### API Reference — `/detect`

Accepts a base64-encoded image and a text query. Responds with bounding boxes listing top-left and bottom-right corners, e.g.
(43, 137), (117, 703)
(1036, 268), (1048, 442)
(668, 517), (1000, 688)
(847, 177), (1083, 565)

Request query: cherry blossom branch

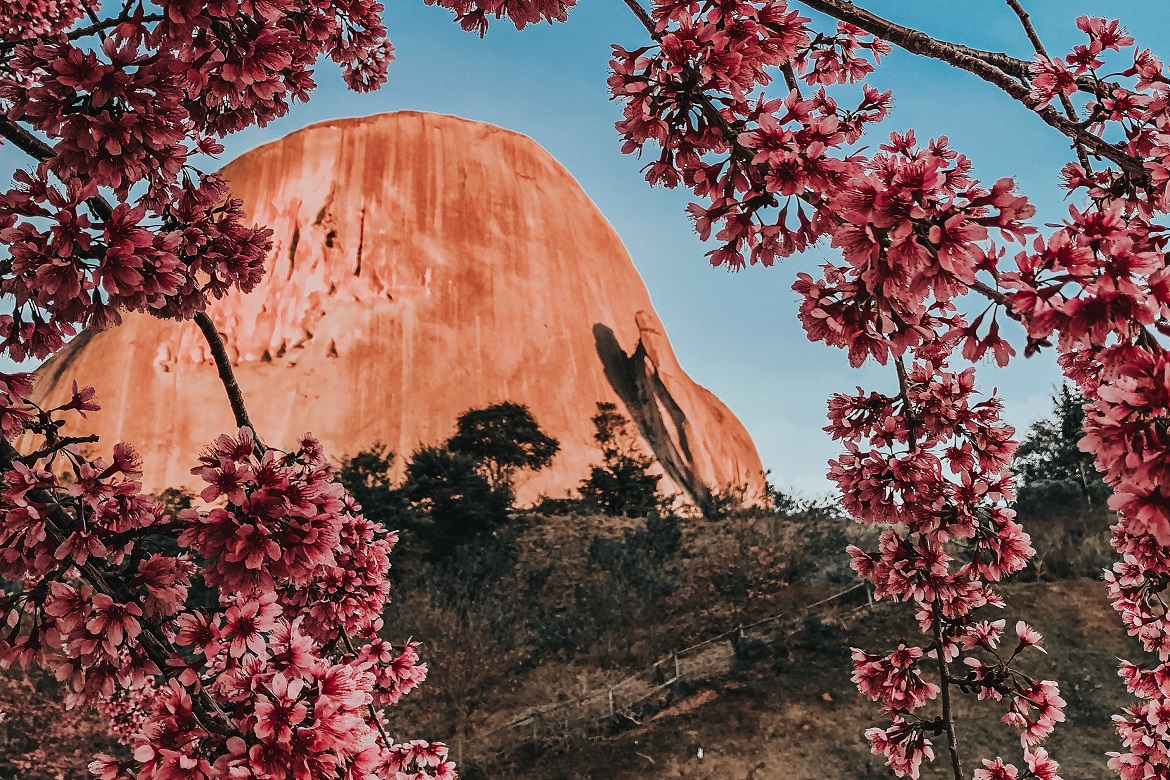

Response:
(339, 630), (395, 749)
(792, 0), (1044, 85)
(618, 0), (761, 162)
(0, 435), (235, 735)
(0, 117), (261, 447)
(0, 117), (113, 220)
(794, 0), (1144, 175)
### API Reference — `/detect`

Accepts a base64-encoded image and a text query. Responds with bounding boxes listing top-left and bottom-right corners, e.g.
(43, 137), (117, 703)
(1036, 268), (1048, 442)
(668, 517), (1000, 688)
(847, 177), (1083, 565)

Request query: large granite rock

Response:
(29, 111), (766, 505)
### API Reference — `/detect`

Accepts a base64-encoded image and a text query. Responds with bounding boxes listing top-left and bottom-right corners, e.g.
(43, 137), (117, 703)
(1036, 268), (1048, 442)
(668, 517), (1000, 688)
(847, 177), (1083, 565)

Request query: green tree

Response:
(1015, 384), (1110, 512)
(400, 446), (511, 557)
(337, 443), (410, 529)
(446, 402), (560, 497)
(579, 401), (662, 517)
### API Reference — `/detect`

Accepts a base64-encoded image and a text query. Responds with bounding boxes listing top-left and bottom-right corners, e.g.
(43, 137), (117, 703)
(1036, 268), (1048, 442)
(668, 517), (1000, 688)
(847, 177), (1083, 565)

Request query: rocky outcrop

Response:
(28, 111), (766, 505)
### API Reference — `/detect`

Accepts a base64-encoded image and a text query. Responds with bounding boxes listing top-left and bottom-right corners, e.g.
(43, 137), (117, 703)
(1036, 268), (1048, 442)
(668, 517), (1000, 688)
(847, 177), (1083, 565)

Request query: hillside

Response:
(0, 503), (1131, 780)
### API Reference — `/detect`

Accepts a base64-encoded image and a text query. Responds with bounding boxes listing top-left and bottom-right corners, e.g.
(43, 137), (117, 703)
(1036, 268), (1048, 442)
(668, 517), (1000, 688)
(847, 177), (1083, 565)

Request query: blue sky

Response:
(10, 1), (1170, 495)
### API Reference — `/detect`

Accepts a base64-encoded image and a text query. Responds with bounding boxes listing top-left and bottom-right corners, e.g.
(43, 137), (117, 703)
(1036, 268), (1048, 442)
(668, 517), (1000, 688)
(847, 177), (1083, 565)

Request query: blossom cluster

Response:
(0, 0), (392, 361)
(607, 0), (892, 268)
(828, 331), (1063, 777)
(0, 2), (459, 777)
(994, 19), (1170, 777)
(423, 0), (577, 36)
(0, 385), (449, 779)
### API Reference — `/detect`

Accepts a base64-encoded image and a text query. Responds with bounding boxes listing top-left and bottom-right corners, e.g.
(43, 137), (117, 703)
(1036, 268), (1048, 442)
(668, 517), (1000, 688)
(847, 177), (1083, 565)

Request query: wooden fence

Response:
(480, 582), (869, 748)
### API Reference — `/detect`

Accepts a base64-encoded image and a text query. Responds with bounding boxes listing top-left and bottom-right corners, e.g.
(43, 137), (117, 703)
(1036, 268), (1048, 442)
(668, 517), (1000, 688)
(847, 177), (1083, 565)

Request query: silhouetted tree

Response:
(338, 442), (411, 529)
(446, 402), (559, 497)
(401, 446), (511, 556)
(1015, 384), (1110, 512)
(579, 402), (661, 517)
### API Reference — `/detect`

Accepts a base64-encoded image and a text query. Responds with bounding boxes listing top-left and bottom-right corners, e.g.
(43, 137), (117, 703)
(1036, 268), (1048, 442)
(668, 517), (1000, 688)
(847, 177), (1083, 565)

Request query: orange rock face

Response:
(29, 111), (766, 505)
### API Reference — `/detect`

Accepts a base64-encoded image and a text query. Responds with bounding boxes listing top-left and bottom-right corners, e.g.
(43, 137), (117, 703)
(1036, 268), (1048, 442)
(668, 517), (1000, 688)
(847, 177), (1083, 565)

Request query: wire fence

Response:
(480, 581), (870, 748)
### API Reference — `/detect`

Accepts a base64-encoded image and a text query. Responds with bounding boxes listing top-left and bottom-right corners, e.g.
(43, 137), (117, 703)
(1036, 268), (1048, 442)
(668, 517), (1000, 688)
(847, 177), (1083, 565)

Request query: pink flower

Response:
(1015, 621), (1046, 654)
(85, 594), (143, 650)
(253, 673), (308, 743)
(1025, 747), (1063, 780)
(222, 597), (280, 658)
(1029, 56), (1077, 105)
(974, 758), (1019, 780)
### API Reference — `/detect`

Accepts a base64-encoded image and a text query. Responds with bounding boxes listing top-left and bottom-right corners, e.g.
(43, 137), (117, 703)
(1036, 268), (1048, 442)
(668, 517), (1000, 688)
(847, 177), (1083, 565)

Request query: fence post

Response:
(531, 716), (537, 742)
(738, 624), (745, 640)
(608, 688), (615, 719)
(673, 651), (681, 683)
(866, 585), (873, 609)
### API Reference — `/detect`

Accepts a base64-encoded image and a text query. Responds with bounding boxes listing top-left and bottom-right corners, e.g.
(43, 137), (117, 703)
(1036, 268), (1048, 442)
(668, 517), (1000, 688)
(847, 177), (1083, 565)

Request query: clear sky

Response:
(9, 1), (1170, 496)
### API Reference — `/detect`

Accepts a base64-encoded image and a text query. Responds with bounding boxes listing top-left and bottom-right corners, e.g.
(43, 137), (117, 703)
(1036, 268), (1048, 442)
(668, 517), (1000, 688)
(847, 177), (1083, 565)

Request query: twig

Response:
(931, 602), (963, 780)
(192, 312), (262, 452)
(794, 0), (1143, 176)
(1004, 0), (1093, 171)
(19, 434), (100, 464)
(66, 13), (163, 40)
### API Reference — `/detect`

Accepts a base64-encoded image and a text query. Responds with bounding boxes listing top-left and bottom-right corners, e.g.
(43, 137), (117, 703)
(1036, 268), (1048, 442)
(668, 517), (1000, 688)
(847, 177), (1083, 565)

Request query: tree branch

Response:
(1004, 0), (1093, 171)
(893, 355), (917, 451)
(192, 312), (262, 452)
(0, 117), (113, 221)
(794, 0), (1144, 176)
(19, 434), (100, 465)
(931, 603), (963, 780)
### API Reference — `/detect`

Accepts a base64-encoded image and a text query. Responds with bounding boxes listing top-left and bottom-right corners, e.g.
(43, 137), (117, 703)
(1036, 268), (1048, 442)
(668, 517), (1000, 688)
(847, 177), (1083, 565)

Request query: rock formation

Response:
(28, 111), (766, 505)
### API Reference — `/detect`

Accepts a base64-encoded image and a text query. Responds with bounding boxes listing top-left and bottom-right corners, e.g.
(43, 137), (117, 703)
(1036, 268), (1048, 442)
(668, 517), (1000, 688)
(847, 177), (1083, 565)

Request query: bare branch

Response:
(932, 603), (964, 780)
(1004, 0), (1047, 57)
(1004, 0), (1093, 171)
(192, 312), (263, 452)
